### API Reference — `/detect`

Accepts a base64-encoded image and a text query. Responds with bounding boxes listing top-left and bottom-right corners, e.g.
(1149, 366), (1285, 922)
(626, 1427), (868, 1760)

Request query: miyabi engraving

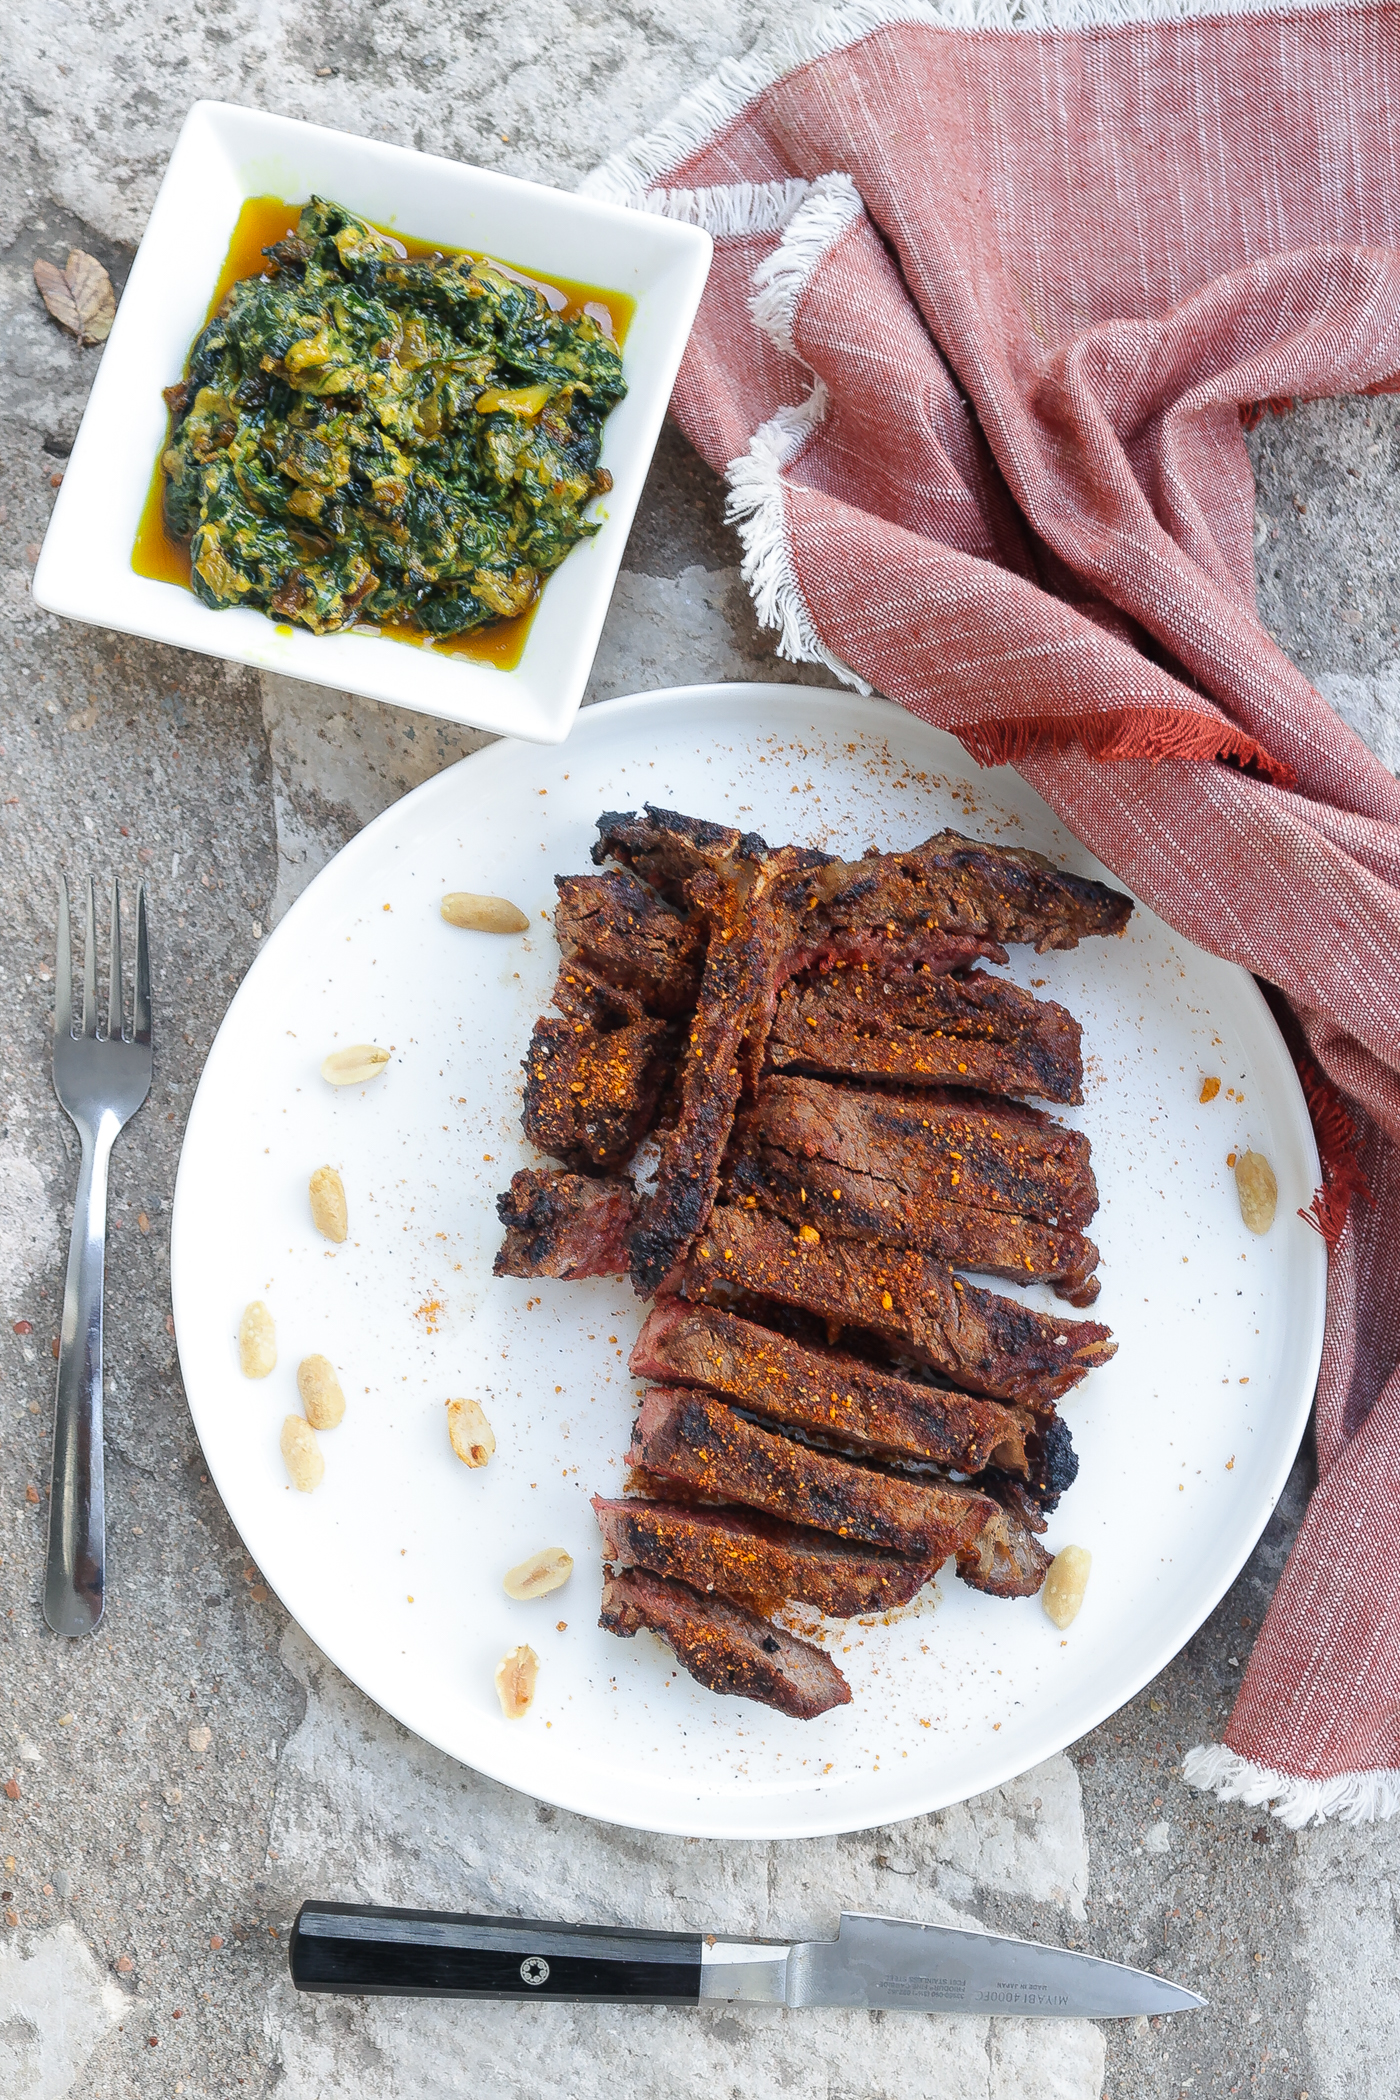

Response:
(520, 1956), (550, 1986)
(979, 1983), (1072, 2009)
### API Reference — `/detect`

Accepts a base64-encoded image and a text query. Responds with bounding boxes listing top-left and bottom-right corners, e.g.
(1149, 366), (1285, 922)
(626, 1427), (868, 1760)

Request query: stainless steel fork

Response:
(45, 877), (153, 1636)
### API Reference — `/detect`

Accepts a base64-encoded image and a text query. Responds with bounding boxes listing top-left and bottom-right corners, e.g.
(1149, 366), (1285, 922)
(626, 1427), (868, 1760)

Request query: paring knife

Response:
(290, 1902), (1205, 2018)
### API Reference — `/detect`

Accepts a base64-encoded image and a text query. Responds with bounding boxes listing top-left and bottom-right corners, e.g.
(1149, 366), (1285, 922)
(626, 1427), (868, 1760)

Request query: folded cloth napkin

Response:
(585, 0), (1400, 1824)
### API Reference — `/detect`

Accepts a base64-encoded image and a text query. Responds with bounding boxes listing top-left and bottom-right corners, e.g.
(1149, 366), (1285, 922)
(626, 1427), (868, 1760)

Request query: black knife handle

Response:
(290, 1902), (704, 2004)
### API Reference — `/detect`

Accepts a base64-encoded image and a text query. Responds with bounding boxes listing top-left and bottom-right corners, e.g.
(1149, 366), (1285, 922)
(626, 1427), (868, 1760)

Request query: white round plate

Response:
(171, 686), (1325, 1839)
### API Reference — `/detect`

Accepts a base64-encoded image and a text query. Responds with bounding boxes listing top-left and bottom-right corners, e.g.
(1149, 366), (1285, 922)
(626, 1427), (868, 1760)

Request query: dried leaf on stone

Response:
(33, 251), (117, 345)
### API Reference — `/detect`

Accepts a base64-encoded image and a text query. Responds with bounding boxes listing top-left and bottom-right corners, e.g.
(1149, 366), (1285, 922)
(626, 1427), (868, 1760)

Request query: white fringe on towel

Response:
(749, 174), (865, 358)
(583, 4), (970, 205)
(583, 0), (1352, 207)
(642, 179), (813, 238)
(725, 388), (870, 692)
(719, 166), (872, 692)
(1183, 1743), (1400, 1829)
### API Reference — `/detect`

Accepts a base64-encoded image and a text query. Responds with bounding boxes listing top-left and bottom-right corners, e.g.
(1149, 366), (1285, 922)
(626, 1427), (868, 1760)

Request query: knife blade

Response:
(290, 1902), (1205, 2018)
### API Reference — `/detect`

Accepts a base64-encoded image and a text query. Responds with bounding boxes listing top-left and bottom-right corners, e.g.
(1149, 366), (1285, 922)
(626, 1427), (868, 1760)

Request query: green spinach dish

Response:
(160, 198), (627, 639)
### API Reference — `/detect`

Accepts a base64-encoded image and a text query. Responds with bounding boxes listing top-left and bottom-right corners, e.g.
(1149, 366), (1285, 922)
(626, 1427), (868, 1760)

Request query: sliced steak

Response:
(740, 1077), (1098, 1228)
(493, 1169), (637, 1280)
(593, 811), (1116, 1294)
(956, 1506), (1052, 1598)
(592, 1497), (930, 1616)
(521, 1013), (673, 1174)
(673, 1210), (1114, 1405)
(599, 1566), (851, 1720)
(592, 804), (830, 906)
(767, 966), (1084, 1103)
(627, 1386), (998, 1562)
(554, 869), (704, 1018)
(594, 807), (1129, 970)
(623, 846), (812, 1296)
(631, 1299), (1029, 1475)
(724, 1077), (1101, 1304)
(784, 831), (1132, 960)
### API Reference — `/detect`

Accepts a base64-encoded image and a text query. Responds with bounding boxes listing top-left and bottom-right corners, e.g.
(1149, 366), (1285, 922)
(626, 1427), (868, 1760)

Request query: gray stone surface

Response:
(1, 7), (1398, 2098)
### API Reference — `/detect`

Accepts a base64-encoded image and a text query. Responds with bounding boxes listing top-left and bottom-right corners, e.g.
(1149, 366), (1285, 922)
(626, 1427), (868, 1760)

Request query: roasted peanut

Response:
(309, 1165), (348, 1243)
(238, 1301), (276, 1378)
(297, 1354), (345, 1430)
(321, 1044), (390, 1087)
(441, 892), (530, 935)
(281, 1415), (324, 1492)
(503, 1547), (573, 1601)
(447, 1397), (495, 1468)
(1042, 1544), (1092, 1629)
(494, 1644), (539, 1720)
(1235, 1150), (1278, 1234)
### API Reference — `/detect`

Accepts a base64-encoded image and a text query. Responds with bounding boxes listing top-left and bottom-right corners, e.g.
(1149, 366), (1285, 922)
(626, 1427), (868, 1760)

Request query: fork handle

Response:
(45, 1118), (115, 1637)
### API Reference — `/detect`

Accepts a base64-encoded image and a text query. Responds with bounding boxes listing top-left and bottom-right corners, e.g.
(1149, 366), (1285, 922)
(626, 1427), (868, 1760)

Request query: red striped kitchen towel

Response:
(585, 0), (1400, 1823)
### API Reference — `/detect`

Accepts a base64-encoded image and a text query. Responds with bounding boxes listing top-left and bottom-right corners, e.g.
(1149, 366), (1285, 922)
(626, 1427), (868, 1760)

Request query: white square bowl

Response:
(33, 101), (712, 743)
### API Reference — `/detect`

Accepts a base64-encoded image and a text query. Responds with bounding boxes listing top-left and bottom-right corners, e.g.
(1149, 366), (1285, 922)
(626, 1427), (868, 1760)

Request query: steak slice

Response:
(623, 844), (812, 1296)
(673, 1210), (1114, 1406)
(592, 1497), (930, 1616)
(599, 1567), (851, 1720)
(594, 807), (1129, 969)
(554, 869), (703, 1018)
(629, 1388), (1047, 1596)
(748, 1077), (1099, 1228)
(592, 804), (831, 906)
(493, 1169), (637, 1280)
(784, 830), (1132, 959)
(521, 1014), (673, 1174)
(767, 966), (1084, 1103)
(724, 1077), (1101, 1304)
(631, 1299), (1029, 1475)
(957, 1507), (1053, 1598)
(628, 1386), (995, 1562)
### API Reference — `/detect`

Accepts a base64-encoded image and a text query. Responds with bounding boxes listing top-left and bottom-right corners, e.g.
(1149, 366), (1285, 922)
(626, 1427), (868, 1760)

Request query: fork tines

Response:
(56, 876), (151, 1044)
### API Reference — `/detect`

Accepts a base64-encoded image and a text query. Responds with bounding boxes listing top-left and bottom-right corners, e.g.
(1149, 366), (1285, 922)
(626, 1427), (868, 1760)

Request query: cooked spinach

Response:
(160, 197), (626, 637)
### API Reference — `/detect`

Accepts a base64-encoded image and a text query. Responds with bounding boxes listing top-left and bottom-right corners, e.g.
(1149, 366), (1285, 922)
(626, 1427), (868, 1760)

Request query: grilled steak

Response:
(594, 809), (1131, 967)
(628, 1385), (996, 1561)
(630, 1299), (1030, 1474)
(746, 1077), (1098, 1228)
(592, 804), (830, 905)
(787, 830), (1132, 961)
(956, 1504), (1052, 1597)
(673, 1210), (1114, 1405)
(629, 1388), (1047, 1595)
(767, 965), (1084, 1103)
(724, 1077), (1101, 1304)
(494, 1169), (638, 1280)
(592, 1497), (930, 1616)
(554, 869), (703, 1018)
(623, 846), (813, 1296)
(491, 808), (1109, 1724)
(593, 811), (1121, 1296)
(521, 1013), (672, 1174)
(599, 1566), (851, 1720)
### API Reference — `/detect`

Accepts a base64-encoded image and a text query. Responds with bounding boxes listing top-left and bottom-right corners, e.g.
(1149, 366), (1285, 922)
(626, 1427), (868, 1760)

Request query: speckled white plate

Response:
(170, 686), (1326, 1839)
